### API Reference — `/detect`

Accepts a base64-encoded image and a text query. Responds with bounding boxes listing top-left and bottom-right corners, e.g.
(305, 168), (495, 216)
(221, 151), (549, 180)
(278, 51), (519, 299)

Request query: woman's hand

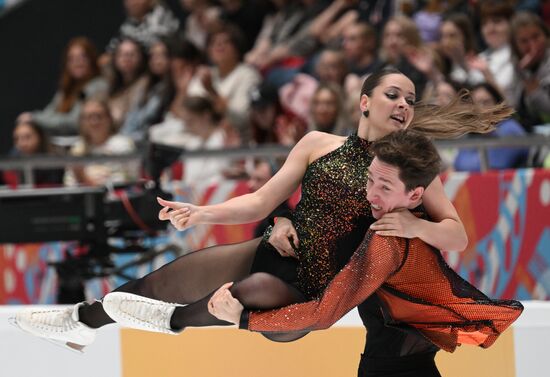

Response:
(157, 197), (201, 230)
(370, 208), (421, 238)
(208, 282), (243, 325)
(268, 217), (299, 258)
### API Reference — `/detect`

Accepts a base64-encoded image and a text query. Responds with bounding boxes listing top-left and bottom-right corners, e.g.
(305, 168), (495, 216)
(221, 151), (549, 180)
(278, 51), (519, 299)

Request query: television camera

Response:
(0, 142), (184, 303)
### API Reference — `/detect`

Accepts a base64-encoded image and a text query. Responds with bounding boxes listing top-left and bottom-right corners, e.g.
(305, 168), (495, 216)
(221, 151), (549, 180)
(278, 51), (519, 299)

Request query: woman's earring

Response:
(363, 110), (369, 118)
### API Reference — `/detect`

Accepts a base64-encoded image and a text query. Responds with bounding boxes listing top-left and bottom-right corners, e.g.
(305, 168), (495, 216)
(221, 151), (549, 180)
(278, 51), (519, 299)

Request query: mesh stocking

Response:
(169, 272), (307, 332)
(78, 237), (262, 328)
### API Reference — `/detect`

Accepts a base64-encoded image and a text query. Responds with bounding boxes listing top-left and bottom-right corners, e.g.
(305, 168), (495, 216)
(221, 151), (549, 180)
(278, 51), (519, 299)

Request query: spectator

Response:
(64, 99), (138, 186)
(341, 22), (381, 78)
(438, 12), (483, 86)
(17, 37), (107, 137)
(245, 1), (311, 75)
(379, 15), (439, 98)
(106, 0), (179, 54)
(178, 0), (220, 50)
(106, 38), (149, 127)
(454, 82), (529, 172)
(466, 1), (516, 104)
(176, 96), (231, 188)
(248, 82), (306, 146)
(187, 24), (261, 143)
(247, 158), (291, 238)
(4, 120), (65, 187)
(308, 83), (352, 136)
(510, 11), (550, 131)
(120, 38), (172, 144)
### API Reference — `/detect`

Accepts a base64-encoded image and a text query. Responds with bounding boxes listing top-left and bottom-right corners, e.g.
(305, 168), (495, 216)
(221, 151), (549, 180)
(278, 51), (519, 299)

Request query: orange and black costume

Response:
(241, 230), (523, 354)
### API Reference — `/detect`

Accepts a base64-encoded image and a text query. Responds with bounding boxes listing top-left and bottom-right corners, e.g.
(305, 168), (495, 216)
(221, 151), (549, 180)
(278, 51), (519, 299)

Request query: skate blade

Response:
(8, 316), (86, 354)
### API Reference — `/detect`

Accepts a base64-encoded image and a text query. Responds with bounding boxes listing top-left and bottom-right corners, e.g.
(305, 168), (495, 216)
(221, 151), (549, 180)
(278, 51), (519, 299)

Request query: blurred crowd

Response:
(3, 0), (550, 190)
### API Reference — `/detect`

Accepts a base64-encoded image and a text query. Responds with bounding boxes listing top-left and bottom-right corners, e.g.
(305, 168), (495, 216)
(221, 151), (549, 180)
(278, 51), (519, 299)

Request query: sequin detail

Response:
(291, 134), (373, 298)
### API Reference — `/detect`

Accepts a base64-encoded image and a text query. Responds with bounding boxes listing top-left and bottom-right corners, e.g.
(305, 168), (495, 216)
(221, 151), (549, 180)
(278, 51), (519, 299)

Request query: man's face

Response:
(247, 162), (272, 192)
(366, 157), (419, 219)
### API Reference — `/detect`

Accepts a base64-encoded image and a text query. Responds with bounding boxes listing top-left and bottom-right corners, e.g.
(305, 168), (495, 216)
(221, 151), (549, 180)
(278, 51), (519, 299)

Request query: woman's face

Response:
(362, 73), (416, 137)
(434, 81), (457, 106)
(115, 40), (143, 79)
(472, 87), (496, 107)
(208, 32), (238, 65)
(149, 41), (170, 76)
(311, 88), (339, 131)
(67, 45), (91, 80)
(440, 21), (465, 57)
(80, 101), (112, 145)
(382, 20), (405, 62)
(515, 24), (547, 61)
(481, 17), (510, 49)
(13, 123), (41, 155)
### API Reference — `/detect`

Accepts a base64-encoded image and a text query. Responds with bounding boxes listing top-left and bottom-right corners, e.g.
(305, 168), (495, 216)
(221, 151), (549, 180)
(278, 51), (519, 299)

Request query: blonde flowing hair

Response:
(410, 90), (514, 139)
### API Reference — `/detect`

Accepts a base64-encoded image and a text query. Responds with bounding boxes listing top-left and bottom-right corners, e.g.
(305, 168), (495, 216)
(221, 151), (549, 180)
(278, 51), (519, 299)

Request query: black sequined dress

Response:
(250, 133), (374, 299)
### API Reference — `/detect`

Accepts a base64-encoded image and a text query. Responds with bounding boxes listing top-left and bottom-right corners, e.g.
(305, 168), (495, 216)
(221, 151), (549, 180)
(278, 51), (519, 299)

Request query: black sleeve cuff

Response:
(239, 309), (250, 329)
(268, 209), (294, 226)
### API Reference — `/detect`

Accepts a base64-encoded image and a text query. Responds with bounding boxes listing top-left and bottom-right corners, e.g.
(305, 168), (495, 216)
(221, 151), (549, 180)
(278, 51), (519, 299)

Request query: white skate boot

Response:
(10, 303), (96, 353)
(103, 292), (182, 335)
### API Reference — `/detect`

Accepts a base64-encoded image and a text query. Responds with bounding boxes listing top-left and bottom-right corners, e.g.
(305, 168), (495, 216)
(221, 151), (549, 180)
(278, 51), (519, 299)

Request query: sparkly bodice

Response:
(293, 134), (373, 298)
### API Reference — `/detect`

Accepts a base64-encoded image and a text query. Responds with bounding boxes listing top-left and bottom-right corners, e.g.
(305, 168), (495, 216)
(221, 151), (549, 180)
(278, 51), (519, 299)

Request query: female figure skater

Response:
(13, 68), (511, 352)
(206, 130), (523, 376)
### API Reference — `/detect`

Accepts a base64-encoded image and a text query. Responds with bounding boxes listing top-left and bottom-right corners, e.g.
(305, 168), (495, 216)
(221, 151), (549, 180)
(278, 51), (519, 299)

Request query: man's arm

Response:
(209, 232), (405, 332)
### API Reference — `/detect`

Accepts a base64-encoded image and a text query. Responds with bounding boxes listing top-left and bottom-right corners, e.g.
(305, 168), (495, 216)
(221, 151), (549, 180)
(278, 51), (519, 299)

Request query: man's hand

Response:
(208, 282), (243, 325)
(268, 217), (299, 258)
(157, 197), (200, 230)
(370, 208), (421, 238)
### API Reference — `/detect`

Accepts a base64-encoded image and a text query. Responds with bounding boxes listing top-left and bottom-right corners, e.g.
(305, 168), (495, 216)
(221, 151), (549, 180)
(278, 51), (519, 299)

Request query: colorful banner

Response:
(1, 169), (549, 304)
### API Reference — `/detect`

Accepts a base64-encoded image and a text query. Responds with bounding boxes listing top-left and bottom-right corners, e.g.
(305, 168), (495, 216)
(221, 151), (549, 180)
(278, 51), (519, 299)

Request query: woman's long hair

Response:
(410, 90), (514, 139)
(57, 37), (100, 113)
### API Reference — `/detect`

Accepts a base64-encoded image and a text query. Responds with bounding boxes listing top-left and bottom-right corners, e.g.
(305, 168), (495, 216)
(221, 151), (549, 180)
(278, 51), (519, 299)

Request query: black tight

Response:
(78, 238), (309, 342)
(79, 237), (261, 328)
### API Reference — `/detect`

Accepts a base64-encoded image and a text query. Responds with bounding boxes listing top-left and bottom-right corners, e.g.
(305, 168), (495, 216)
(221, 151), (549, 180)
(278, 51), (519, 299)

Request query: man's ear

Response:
(409, 186), (424, 203)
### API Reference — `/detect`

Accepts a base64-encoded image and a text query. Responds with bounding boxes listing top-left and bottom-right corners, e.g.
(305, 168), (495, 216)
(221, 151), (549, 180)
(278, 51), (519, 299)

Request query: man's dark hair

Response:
(371, 130), (442, 191)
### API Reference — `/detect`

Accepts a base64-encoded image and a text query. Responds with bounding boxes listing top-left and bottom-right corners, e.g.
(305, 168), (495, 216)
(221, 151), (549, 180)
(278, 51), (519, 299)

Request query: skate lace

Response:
(121, 300), (172, 329)
(32, 309), (78, 332)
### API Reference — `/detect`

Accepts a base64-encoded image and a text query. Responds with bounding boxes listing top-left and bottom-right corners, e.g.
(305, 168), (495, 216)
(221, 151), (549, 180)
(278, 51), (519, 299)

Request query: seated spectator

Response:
(438, 13), (483, 87)
(510, 11), (550, 131)
(379, 15), (440, 98)
(148, 38), (205, 145)
(308, 83), (352, 136)
(64, 99), (138, 186)
(248, 82), (306, 146)
(246, 158), (291, 238)
(173, 96), (231, 189)
(120, 38), (172, 144)
(187, 24), (261, 143)
(341, 21), (381, 78)
(17, 37), (108, 137)
(454, 83), (529, 172)
(106, 0), (179, 55)
(466, 1), (516, 105)
(3, 120), (65, 187)
(106, 38), (149, 127)
(179, 0), (221, 50)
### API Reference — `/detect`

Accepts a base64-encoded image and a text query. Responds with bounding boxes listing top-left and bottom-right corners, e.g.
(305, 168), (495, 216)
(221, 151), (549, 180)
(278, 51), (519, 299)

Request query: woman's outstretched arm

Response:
(158, 132), (337, 230)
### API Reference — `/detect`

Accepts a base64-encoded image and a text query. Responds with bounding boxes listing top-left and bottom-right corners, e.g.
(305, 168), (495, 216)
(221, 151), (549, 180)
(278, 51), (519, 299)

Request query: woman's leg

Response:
(168, 272), (307, 333)
(78, 237), (262, 328)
